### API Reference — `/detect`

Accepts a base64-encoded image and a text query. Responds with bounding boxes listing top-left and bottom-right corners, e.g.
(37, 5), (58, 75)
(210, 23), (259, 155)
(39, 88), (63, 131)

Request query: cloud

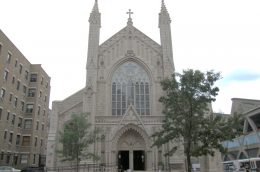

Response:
(213, 79), (260, 114)
(221, 69), (260, 84)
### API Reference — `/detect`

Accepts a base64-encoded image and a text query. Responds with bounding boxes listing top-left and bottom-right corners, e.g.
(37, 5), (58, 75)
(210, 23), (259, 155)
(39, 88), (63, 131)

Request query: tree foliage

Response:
(152, 69), (244, 172)
(57, 113), (99, 172)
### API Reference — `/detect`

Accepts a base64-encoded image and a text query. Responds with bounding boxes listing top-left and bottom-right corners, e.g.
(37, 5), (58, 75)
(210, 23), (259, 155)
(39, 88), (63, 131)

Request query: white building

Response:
(222, 98), (260, 161)
(46, 1), (221, 172)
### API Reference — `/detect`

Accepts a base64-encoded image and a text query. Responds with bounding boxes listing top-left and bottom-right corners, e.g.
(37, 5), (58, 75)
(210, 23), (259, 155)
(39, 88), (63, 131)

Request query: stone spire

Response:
(159, 0), (175, 76)
(89, 0), (101, 26)
(87, 0), (101, 68)
(161, 0), (167, 12)
(86, 0), (101, 78)
(84, 0), (101, 127)
(92, 0), (99, 12)
(159, 0), (171, 25)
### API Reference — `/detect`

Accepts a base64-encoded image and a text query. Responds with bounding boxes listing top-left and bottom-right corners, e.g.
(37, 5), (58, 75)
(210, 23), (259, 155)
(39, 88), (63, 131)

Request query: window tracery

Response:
(112, 62), (150, 116)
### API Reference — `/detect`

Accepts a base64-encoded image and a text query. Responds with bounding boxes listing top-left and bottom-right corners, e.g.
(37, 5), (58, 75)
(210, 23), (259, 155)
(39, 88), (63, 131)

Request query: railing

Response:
(222, 132), (260, 149)
(47, 163), (118, 172)
(21, 128), (33, 135)
(19, 146), (31, 152)
(95, 115), (165, 124)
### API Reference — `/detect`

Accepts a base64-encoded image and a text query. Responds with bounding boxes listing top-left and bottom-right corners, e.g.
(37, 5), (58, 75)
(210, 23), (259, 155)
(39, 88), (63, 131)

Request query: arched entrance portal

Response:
(117, 128), (146, 171)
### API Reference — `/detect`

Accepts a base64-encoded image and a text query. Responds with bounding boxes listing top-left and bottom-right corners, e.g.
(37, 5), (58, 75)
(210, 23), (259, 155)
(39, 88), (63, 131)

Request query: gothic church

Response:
(47, 1), (199, 171)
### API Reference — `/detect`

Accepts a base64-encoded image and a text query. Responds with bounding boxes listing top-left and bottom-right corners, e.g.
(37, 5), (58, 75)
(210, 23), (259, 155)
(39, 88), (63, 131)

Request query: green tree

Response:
(58, 113), (99, 172)
(152, 69), (243, 172)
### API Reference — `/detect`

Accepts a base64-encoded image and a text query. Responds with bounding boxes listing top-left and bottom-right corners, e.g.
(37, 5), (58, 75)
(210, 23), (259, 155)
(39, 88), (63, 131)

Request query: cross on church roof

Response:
(127, 9), (133, 19)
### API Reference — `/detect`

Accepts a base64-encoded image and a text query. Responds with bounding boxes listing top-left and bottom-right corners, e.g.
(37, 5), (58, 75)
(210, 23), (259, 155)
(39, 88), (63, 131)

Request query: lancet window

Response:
(112, 61), (150, 116)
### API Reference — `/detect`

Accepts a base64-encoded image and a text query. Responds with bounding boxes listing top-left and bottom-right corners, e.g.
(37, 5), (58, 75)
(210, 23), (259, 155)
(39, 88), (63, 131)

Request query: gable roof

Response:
(99, 25), (162, 55)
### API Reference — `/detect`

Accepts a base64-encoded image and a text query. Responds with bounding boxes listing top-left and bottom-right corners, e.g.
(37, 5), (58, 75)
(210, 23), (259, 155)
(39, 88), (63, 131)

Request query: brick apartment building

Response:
(0, 29), (51, 169)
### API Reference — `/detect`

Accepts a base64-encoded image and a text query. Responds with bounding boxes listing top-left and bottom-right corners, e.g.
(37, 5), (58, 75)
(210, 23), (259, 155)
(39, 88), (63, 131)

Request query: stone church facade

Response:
(46, 1), (221, 172)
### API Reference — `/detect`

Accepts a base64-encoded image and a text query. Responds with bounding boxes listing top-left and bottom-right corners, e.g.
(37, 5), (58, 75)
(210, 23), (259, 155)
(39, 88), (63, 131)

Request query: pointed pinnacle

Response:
(161, 0), (168, 13)
(159, 0), (171, 24)
(92, 0), (99, 12)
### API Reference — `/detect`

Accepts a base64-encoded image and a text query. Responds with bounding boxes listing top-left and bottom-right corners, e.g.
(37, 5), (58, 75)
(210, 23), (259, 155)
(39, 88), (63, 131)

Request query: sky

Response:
(0, 0), (260, 114)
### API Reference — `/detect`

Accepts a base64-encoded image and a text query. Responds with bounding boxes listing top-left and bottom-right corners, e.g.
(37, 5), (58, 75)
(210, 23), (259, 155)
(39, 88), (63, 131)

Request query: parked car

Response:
(21, 167), (44, 172)
(0, 166), (21, 172)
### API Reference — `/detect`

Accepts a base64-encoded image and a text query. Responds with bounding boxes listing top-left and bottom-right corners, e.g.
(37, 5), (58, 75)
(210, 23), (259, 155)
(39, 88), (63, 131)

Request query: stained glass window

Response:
(112, 62), (150, 116)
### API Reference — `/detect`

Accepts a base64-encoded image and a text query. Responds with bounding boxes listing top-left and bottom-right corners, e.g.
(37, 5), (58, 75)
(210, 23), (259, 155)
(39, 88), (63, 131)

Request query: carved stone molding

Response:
(125, 50), (135, 58)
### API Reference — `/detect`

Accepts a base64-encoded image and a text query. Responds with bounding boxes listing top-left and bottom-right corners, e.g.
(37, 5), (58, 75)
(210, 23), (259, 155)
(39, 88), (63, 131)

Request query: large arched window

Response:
(112, 61), (150, 116)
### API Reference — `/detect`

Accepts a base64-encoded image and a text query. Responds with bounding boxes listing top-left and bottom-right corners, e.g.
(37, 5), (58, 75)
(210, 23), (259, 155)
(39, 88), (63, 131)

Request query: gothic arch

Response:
(111, 123), (152, 151)
(108, 55), (155, 85)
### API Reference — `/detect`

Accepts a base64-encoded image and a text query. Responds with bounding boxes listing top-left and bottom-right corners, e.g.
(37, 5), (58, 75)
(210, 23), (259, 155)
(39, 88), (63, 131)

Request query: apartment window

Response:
(25, 70), (29, 80)
(7, 52), (12, 63)
(37, 106), (41, 115)
(41, 77), (44, 85)
(15, 59), (18, 67)
(39, 91), (42, 98)
(4, 130), (7, 140)
(6, 153), (10, 164)
(44, 95), (47, 102)
(16, 135), (21, 145)
(46, 82), (49, 88)
(4, 70), (9, 81)
(30, 74), (37, 82)
(13, 155), (18, 165)
(9, 132), (13, 143)
(34, 137), (37, 147)
(23, 85), (27, 94)
(0, 44), (2, 55)
(9, 93), (13, 102)
(21, 154), (28, 164)
(24, 119), (32, 129)
(40, 139), (43, 147)
(12, 76), (15, 84)
(43, 109), (46, 116)
(33, 154), (36, 164)
(19, 64), (23, 74)
(22, 136), (31, 146)
(7, 112), (10, 120)
(26, 104), (34, 113)
(16, 80), (20, 91)
(28, 88), (36, 97)
(41, 124), (44, 131)
(18, 117), (22, 128)
(0, 152), (4, 160)
(0, 108), (2, 120)
(0, 88), (6, 99)
(36, 121), (39, 130)
(14, 97), (18, 107)
(11, 114), (16, 125)
(21, 101), (25, 111)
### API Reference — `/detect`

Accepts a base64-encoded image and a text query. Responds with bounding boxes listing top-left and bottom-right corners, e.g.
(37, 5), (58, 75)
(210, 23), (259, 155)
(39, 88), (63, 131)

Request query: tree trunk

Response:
(76, 147), (79, 172)
(76, 158), (79, 172)
(186, 150), (192, 172)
